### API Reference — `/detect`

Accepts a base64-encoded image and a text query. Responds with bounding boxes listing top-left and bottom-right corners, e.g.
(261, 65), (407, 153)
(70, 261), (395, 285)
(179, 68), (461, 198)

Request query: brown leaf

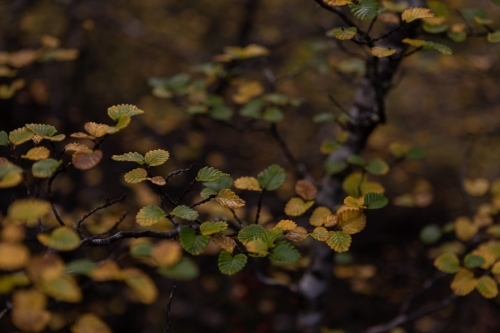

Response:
(72, 150), (103, 170)
(295, 179), (317, 200)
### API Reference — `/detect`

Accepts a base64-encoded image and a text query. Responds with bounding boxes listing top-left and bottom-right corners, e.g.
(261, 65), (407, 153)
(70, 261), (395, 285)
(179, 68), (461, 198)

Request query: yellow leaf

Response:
(323, 214), (338, 227)
(310, 206), (332, 227)
(37, 227), (81, 251)
(344, 196), (365, 208)
(151, 240), (182, 267)
(234, 176), (262, 191)
(216, 189), (246, 209)
(71, 314), (112, 333)
(310, 227), (329, 241)
(0, 171), (23, 188)
(371, 46), (397, 58)
(476, 275), (498, 299)
(233, 81), (264, 104)
(144, 149), (170, 166)
(8, 198), (51, 226)
(149, 176), (166, 186)
(22, 146), (50, 160)
(245, 239), (268, 257)
(295, 179), (317, 201)
(64, 142), (92, 154)
(0, 242), (30, 270)
(381, 0), (408, 12)
(274, 219), (297, 231)
(402, 38), (426, 47)
(324, 0), (352, 5)
(326, 231), (351, 252)
(473, 246), (496, 269)
(90, 261), (122, 282)
(124, 168), (148, 184)
(463, 178), (489, 196)
(212, 233), (236, 254)
(27, 253), (64, 281)
(451, 268), (477, 296)
(338, 209), (367, 234)
(72, 150), (103, 170)
(84, 122), (109, 138)
(37, 275), (82, 303)
(491, 261), (500, 275)
(455, 216), (478, 241)
(12, 289), (51, 332)
(70, 132), (94, 140)
(121, 268), (158, 304)
(285, 226), (308, 242)
(402, 7), (435, 23)
(1, 224), (25, 242)
(284, 197), (314, 216)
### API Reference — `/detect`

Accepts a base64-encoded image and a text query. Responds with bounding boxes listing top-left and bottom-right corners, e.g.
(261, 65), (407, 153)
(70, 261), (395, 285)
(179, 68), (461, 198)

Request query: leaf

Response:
(324, 0), (352, 5)
(349, 0), (379, 21)
(365, 158), (390, 175)
(203, 175), (233, 192)
(381, 0), (408, 12)
(144, 149), (170, 166)
(371, 46), (397, 58)
(200, 221), (228, 235)
(338, 209), (366, 234)
(275, 219), (297, 231)
(151, 240), (182, 267)
(310, 206), (332, 227)
(234, 176), (262, 191)
(262, 107), (284, 123)
(270, 241), (301, 263)
(216, 189), (246, 209)
(476, 275), (498, 299)
(84, 122), (109, 138)
(22, 147), (50, 160)
(487, 30), (500, 43)
(455, 217), (478, 241)
(257, 164), (286, 191)
(433, 252), (461, 273)
(286, 226), (308, 242)
(0, 171), (22, 188)
(72, 150), (103, 170)
(364, 192), (389, 209)
(343, 172), (364, 197)
(347, 155), (365, 166)
(463, 178), (489, 196)
(31, 158), (61, 178)
(313, 112), (336, 123)
(218, 251), (248, 275)
(233, 81), (264, 104)
(0, 243), (30, 270)
(121, 268), (157, 304)
(124, 168), (148, 183)
(158, 257), (199, 280)
(107, 104), (144, 121)
(240, 98), (264, 118)
(37, 227), (80, 251)
(212, 233), (236, 253)
(295, 179), (317, 200)
(8, 199), (51, 225)
(11, 289), (51, 332)
(65, 259), (97, 275)
(310, 227), (329, 241)
(451, 269), (477, 296)
(111, 152), (144, 164)
(327, 231), (352, 252)
(238, 225), (267, 244)
(9, 127), (34, 145)
(37, 275), (82, 303)
(420, 224), (442, 244)
(136, 205), (165, 226)
(325, 160), (348, 174)
(0, 131), (8, 146)
(25, 123), (58, 138)
(402, 7), (435, 22)
(344, 196), (365, 208)
(196, 166), (228, 182)
(402, 38), (452, 55)
(171, 205), (199, 220)
(179, 227), (209, 255)
(328, 27), (357, 40)
(464, 253), (486, 269)
(71, 314), (112, 333)
(284, 197), (314, 216)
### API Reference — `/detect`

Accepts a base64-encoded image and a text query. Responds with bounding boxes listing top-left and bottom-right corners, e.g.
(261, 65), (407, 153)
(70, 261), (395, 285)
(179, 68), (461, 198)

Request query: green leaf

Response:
(136, 205), (165, 226)
(124, 168), (148, 183)
(107, 104), (144, 121)
(32, 159), (62, 178)
(238, 225), (267, 244)
(196, 166), (228, 182)
(158, 257), (199, 280)
(461, 8), (487, 21)
(240, 98), (264, 118)
(111, 152), (145, 164)
(448, 32), (467, 42)
(420, 224), (442, 244)
(65, 259), (97, 275)
(144, 149), (170, 166)
(487, 30), (500, 43)
(423, 23), (448, 34)
(313, 112), (336, 123)
(270, 241), (301, 263)
(200, 187), (218, 199)
(428, 1), (449, 17)
(257, 164), (286, 191)
(130, 243), (153, 257)
(327, 27), (357, 40)
(200, 221), (228, 235)
(349, 0), (379, 20)
(433, 252), (461, 273)
(326, 231), (352, 252)
(25, 123), (58, 138)
(364, 192), (389, 209)
(347, 155), (365, 166)
(324, 160), (348, 174)
(210, 105), (233, 121)
(0, 131), (8, 146)
(263, 93), (289, 105)
(179, 227), (209, 255)
(476, 275), (499, 298)
(262, 107), (284, 123)
(37, 227), (81, 251)
(203, 175), (234, 192)
(320, 141), (341, 154)
(218, 251), (248, 275)
(406, 147), (427, 160)
(342, 172), (364, 197)
(0, 161), (22, 179)
(365, 158), (389, 175)
(423, 41), (452, 55)
(171, 205), (199, 221)
(9, 127), (34, 146)
(464, 253), (486, 269)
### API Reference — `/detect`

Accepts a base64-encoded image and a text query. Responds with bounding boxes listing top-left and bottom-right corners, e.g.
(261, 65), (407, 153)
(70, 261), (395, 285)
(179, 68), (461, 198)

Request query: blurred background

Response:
(1, 0), (500, 332)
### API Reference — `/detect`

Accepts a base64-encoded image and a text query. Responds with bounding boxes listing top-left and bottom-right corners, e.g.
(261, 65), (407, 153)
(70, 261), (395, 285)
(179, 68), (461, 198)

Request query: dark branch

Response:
(75, 194), (127, 235)
(47, 164), (71, 226)
(81, 229), (178, 246)
(164, 282), (178, 333)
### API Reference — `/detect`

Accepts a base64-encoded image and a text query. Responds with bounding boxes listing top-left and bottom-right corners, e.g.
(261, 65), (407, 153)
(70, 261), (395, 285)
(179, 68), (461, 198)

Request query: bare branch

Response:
(81, 229), (178, 247)
(75, 194), (127, 236)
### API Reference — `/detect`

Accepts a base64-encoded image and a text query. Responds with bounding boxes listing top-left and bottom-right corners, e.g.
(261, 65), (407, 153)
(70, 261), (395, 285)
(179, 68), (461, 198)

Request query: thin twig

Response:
(190, 195), (216, 208)
(81, 229), (179, 247)
(175, 178), (197, 204)
(0, 303), (11, 320)
(165, 164), (196, 182)
(75, 194), (127, 235)
(229, 208), (245, 228)
(47, 164), (71, 226)
(372, 23), (404, 42)
(165, 282), (177, 333)
(255, 190), (265, 224)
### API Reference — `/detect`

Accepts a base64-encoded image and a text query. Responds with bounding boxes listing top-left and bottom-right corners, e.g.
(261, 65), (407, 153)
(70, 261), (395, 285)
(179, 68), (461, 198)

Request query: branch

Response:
(164, 282), (177, 333)
(47, 164), (71, 226)
(255, 190), (265, 224)
(0, 303), (11, 320)
(75, 194), (127, 236)
(80, 229), (178, 246)
(190, 195), (216, 208)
